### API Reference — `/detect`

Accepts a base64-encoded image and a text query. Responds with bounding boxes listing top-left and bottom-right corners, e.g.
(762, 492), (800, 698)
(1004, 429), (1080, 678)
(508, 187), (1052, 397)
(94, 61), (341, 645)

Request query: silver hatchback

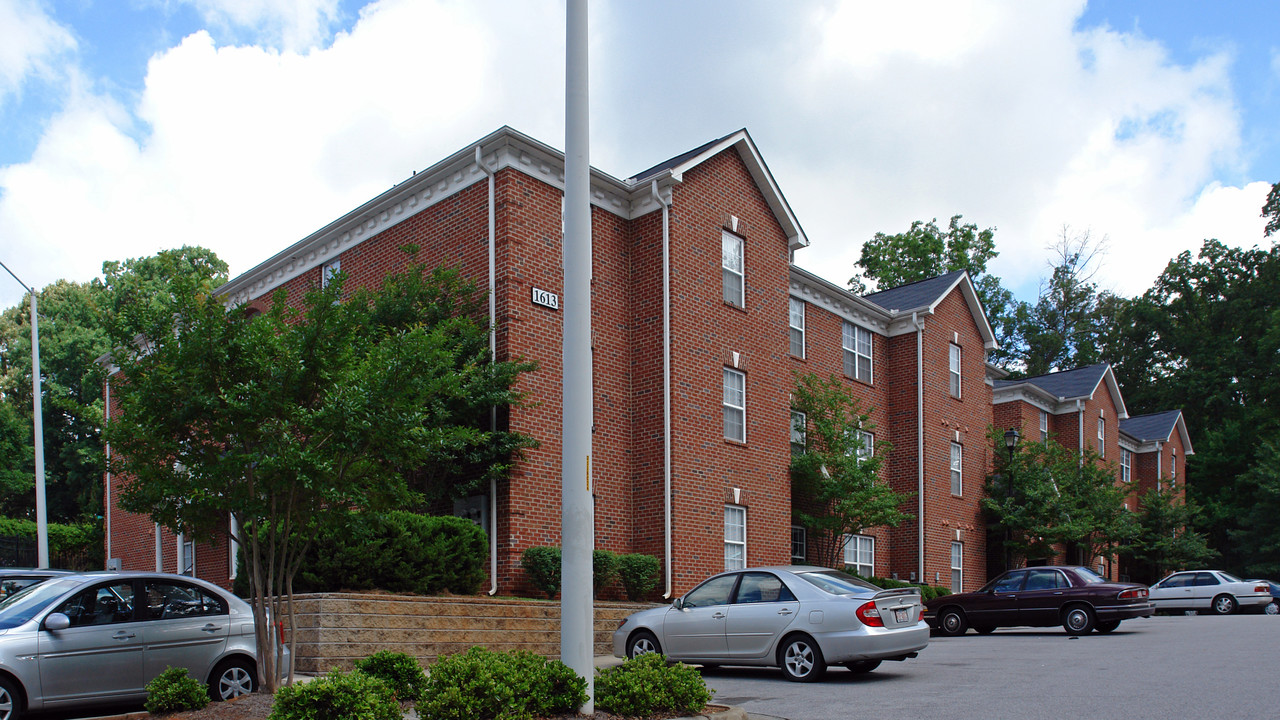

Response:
(612, 566), (929, 682)
(0, 571), (275, 720)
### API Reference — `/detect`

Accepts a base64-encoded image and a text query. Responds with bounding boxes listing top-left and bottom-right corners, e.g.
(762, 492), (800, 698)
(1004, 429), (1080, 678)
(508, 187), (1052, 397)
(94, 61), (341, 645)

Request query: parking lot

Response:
(704, 614), (1280, 720)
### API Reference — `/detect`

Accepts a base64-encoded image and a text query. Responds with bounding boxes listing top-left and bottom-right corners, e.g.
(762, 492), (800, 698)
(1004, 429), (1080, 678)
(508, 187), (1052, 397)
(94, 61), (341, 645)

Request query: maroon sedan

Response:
(924, 566), (1154, 636)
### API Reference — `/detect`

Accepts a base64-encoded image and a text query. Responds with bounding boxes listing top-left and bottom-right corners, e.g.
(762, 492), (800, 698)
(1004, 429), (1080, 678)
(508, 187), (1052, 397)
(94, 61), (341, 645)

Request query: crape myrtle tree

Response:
(790, 372), (912, 570)
(1127, 478), (1216, 583)
(105, 258), (535, 692)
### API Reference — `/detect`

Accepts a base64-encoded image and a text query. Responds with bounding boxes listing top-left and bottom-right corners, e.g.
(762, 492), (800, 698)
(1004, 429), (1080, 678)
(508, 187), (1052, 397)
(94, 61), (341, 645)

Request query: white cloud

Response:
(0, 0), (76, 107)
(172, 0), (342, 52)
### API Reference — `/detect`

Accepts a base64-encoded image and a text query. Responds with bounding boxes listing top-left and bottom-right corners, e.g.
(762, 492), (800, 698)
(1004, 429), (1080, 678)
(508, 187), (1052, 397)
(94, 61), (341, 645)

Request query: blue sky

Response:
(2, 0), (1277, 311)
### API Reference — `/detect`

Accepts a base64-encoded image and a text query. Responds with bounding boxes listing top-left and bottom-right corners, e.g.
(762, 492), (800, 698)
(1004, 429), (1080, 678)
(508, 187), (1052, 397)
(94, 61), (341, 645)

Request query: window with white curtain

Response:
(722, 232), (744, 307)
(723, 368), (746, 442)
(725, 505), (746, 570)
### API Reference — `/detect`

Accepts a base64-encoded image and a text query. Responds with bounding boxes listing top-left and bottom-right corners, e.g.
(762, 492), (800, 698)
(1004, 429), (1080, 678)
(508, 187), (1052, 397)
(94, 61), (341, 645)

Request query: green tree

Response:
(850, 215), (1021, 365)
(1263, 181), (1279, 237)
(1128, 479), (1215, 583)
(105, 261), (535, 691)
(790, 372), (912, 569)
(1227, 438), (1280, 578)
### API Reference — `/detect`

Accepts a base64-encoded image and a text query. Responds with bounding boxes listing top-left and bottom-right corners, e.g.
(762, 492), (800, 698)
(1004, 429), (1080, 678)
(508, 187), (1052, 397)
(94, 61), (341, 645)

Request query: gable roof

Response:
(992, 363), (1128, 418)
(863, 270), (968, 311)
(1120, 409), (1195, 455)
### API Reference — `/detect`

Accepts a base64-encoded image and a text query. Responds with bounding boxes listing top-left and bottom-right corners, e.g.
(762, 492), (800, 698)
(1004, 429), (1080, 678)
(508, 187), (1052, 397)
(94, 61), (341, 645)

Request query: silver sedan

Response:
(612, 566), (929, 682)
(1148, 570), (1274, 615)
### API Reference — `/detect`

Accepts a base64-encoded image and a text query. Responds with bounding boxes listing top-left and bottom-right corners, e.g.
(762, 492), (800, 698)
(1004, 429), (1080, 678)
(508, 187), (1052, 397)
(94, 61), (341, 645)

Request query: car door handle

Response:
(777, 609), (793, 616)
(1053, 592), (1064, 595)
(112, 631), (136, 640)
(202, 623), (220, 633)
(712, 612), (726, 619)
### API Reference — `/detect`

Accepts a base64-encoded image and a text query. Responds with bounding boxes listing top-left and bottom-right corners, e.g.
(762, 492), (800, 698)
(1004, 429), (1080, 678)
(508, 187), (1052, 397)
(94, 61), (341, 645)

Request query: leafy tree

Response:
(850, 215), (1021, 365)
(1127, 478), (1215, 583)
(1263, 181), (1280, 237)
(105, 261), (535, 692)
(790, 372), (911, 569)
(1227, 438), (1280, 578)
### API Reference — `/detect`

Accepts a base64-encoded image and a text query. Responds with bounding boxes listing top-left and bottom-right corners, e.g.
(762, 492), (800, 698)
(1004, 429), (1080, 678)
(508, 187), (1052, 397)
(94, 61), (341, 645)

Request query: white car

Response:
(1148, 570), (1273, 615)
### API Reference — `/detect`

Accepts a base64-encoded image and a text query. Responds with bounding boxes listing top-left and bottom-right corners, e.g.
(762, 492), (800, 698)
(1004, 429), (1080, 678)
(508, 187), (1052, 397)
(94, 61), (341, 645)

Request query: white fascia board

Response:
(1173, 412), (1195, 455)
(789, 266), (891, 335)
(992, 384), (1059, 413)
(918, 273), (997, 350)
(1097, 366), (1129, 419)
(1118, 432), (1140, 452)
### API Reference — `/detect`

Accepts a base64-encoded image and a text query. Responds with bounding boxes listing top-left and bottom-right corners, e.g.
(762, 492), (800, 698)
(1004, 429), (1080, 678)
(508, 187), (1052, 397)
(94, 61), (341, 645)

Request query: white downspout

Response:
(477, 145), (499, 596)
(914, 312), (925, 584)
(104, 378), (112, 566)
(653, 181), (673, 599)
(1077, 400), (1085, 461)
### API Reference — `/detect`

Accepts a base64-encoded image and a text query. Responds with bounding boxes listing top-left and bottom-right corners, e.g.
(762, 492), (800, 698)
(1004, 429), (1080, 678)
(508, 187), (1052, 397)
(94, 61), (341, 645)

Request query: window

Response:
(735, 572), (796, 604)
(684, 574), (737, 608)
(791, 526), (806, 563)
(177, 534), (194, 577)
(1040, 410), (1049, 441)
(1097, 418), (1106, 457)
(722, 231), (744, 306)
(950, 443), (963, 496)
(723, 368), (746, 443)
(790, 411), (806, 456)
(1171, 448), (1177, 479)
(789, 298), (805, 358)
(1121, 449), (1132, 483)
(724, 505), (746, 570)
(842, 322), (873, 383)
(949, 343), (962, 398)
(855, 430), (874, 462)
(321, 258), (341, 288)
(143, 581), (227, 620)
(54, 582), (136, 627)
(950, 542), (963, 593)
(843, 534), (874, 578)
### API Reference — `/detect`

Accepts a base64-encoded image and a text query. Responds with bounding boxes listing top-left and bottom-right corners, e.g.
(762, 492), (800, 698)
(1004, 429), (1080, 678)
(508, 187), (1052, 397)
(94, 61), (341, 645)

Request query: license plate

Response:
(894, 609), (909, 623)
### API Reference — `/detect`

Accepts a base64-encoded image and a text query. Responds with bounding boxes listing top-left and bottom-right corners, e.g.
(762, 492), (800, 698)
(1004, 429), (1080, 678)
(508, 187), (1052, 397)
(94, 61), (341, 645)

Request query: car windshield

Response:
(0, 577), (82, 629)
(1072, 567), (1107, 584)
(796, 570), (879, 596)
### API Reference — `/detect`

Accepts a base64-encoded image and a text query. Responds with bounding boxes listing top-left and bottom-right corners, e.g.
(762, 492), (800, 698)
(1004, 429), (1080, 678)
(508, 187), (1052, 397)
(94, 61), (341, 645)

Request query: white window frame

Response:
(177, 534), (194, 577)
(321, 258), (341, 288)
(789, 298), (805, 358)
(1121, 448), (1132, 483)
(725, 505), (747, 570)
(790, 410), (807, 455)
(1040, 410), (1049, 441)
(723, 368), (746, 443)
(1097, 418), (1106, 457)
(950, 542), (963, 593)
(229, 514), (240, 580)
(842, 322), (873, 384)
(843, 534), (875, 578)
(1171, 448), (1177, 479)
(949, 343), (962, 398)
(950, 442), (963, 496)
(791, 526), (807, 564)
(855, 430), (874, 463)
(722, 231), (744, 307)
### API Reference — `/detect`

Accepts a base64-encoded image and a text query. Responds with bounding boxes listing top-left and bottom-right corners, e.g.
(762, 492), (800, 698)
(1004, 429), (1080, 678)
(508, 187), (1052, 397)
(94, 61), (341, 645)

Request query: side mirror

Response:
(672, 597), (684, 610)
(44, 612), (70, 631)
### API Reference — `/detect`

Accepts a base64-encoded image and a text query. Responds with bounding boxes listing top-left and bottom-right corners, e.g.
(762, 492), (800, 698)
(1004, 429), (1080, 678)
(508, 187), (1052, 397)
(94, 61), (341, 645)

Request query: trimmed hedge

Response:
(847, 568), (951, 601)
(417, 647), (586, 720)
(0, 517), (102, 568)
(269, 669), (401, 720)
(353, 650), (428, 703)
(520, 546), (561, 599)
(595, 653), (711, 717)
(617, 553), (661, 601)
(143, 666), (209, 715)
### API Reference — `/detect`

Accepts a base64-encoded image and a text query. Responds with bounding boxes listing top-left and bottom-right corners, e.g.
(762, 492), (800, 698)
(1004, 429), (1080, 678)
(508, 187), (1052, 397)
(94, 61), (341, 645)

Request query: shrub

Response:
(417, 647), (587, 720)
(593, 549), (619, 598)
(143, 666), (209, 715)
(617, 553), (661, 601)
(847, 569), (949, 604)
(354, 650), (428, 702)
(595, 653), (711, 717)
(521, 546), (561, 599)
(269, 669), (400, 720)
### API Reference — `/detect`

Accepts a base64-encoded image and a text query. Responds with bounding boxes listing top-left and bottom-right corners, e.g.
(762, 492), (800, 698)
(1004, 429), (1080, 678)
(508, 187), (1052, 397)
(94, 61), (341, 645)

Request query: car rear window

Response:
(796, 570), (879, 595)
(1073, 567), (1107, 584)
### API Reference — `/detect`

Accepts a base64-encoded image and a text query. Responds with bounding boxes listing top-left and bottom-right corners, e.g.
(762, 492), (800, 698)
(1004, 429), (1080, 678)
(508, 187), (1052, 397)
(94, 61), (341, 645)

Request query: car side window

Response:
(52, 582), (136, 627)
(683, 575), (738, 609)
(1024, 569), (1061, 591)
(992, 571), (1026, 593)
(1193, 573), (1219, 587)
(1160, 574), (1189, 588)
(734, 573), (797, 604)
(144, 581), (228, 620)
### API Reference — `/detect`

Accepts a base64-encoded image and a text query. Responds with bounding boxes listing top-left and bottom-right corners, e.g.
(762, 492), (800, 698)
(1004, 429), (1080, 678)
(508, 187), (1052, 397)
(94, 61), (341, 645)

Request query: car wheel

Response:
(937, 608), (968, 636)
(973, 624), (996, 635)
(1062, 605), (1096, 634)
(626, 630), (662, 659)
(779, 634), (826, 682)
(1266, 601), (1278, 616)
(0, 675), (22, 720)
(843, 660), (881, 674)
(1095, 620), (1121, 633)
(1211, 594), (1237, 615)
(209, 657), (257, 701)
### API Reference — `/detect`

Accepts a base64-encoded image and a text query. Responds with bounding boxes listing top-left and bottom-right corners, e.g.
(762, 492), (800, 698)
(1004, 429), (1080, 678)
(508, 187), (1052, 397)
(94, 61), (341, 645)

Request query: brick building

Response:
(102, 126), (1181, 597)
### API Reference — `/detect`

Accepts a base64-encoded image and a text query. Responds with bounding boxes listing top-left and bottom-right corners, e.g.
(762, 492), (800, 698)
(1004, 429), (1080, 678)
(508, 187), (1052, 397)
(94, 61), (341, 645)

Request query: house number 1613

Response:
(531, 287), (560, 310)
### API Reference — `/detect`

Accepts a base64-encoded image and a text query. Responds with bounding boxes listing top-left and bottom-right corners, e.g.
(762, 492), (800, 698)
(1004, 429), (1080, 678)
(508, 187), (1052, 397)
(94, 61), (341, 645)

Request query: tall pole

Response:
(1, 261), (49, 568)
(562, 0), (595, 711)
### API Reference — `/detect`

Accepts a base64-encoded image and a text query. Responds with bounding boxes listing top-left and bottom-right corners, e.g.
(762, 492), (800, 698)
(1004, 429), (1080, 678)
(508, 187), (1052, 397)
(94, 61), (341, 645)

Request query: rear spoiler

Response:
(871, 588), (921, 602)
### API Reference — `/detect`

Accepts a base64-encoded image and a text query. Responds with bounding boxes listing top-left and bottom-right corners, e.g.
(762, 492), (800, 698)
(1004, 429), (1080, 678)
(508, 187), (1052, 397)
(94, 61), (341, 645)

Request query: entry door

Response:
(38, 581), (144, 704)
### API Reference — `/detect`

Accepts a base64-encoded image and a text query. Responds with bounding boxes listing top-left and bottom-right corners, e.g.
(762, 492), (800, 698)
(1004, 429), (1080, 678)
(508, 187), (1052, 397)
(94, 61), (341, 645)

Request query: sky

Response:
(1, 0), (1278, 312)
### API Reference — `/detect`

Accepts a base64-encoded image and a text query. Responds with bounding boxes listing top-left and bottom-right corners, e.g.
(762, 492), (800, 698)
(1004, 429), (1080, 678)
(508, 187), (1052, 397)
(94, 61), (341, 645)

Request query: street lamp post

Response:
(1003, 428), (1021, 572)
(0, 261), (49, 568)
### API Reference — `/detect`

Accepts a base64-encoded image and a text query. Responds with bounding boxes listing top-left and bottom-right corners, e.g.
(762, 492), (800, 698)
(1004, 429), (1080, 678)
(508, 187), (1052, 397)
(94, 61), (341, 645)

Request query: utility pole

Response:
(0, 261), (49, 568)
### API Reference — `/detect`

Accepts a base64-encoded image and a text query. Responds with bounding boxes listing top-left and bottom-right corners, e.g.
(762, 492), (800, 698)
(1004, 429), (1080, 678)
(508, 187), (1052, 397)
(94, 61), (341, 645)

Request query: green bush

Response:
(143, 666), (209, 715)
(417, 647), (587, 720)
(0, 517), (103, 569)
(521, 546), (561, 599)
(268, 669), (401, 720)
(617, 553), (661, 601)
(595, 653), (711, 717)
(847, 569), (949, 603)
(593, 549), (619, 598)
(354, 650), (427, 702)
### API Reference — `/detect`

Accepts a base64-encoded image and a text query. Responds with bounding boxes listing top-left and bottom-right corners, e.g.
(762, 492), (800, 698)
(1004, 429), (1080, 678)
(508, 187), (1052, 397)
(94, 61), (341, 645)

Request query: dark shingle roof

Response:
(1119, 410), (1183, 442)
(993, 363), (1110, 400)
(628, 130), (742, 183)
(862, 270), (967, 311)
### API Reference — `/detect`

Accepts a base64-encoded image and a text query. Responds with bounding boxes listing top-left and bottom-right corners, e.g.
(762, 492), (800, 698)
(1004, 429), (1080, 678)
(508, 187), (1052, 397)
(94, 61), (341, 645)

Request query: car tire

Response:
(1211, 594), (1237, 615)
(0, 675), (23, 720)
(843, 660), (881, 674)
(1062, 605), (1096, 634)
(626, 630), (662, 659)
(209, 657), (257, 701)
(973, 624), (996, 635)
(779, 634), (826, 682)
(1095, 620), (1121, 633)
(1266, 601), (1278, 616)
(937, 608), (968, 636)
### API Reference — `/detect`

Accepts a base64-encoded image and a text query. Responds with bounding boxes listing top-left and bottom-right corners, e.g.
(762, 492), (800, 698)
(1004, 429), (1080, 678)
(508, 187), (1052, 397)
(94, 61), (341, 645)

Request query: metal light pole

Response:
(0, 261), (49, 568)
(562, 0), (595, 711)
(1003, 428), (1020, 572)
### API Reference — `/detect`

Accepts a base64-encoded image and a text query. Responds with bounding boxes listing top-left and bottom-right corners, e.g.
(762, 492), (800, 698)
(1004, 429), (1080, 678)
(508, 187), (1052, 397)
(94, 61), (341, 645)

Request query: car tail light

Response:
(1118, 588), (1147, 600)
(856, 600), (883, 627)
(1256, 584), (1269, 593)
